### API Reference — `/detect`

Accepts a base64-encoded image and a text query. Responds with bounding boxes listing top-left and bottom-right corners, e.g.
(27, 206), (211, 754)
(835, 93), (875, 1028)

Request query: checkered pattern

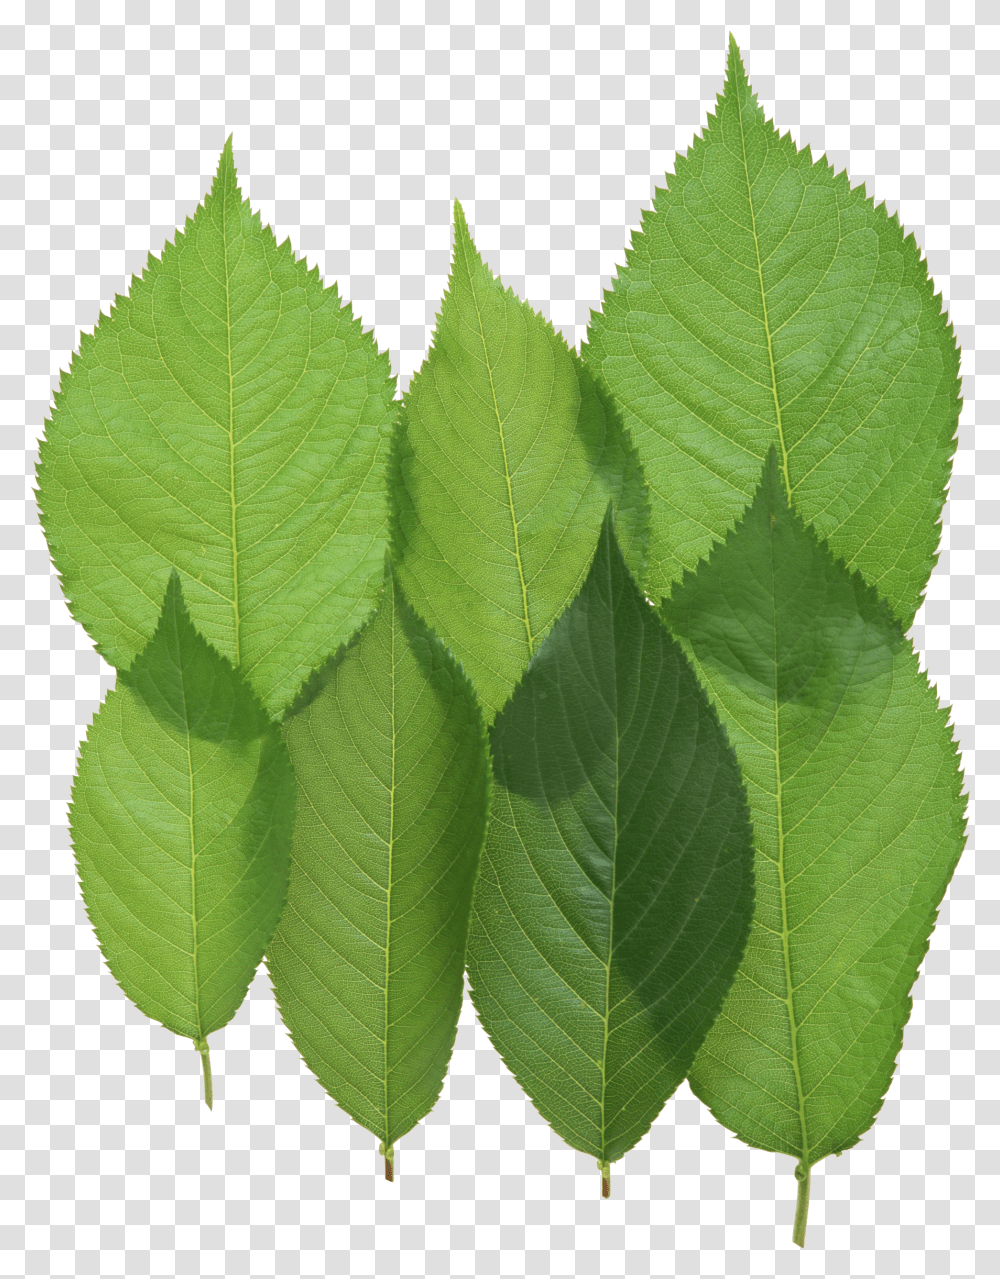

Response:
(1, 2), (996, 1276)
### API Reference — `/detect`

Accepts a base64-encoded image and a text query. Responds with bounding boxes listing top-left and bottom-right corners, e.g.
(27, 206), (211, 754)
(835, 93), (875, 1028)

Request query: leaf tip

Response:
(163, 566), (185, 610)
(725, 32), (748, 85)
(449, 197), (483, 277)
(211, 133), (240, 201)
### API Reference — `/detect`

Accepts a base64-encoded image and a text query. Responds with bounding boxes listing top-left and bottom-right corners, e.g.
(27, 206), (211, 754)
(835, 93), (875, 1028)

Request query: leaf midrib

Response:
(220, 160), (241, 666)
(734, 72), (793, 505)
(460, 238), (535, 660)
(735, 78), (810, 1164)
(175, 603), (205, 1043)
(768, 499), (810, 1171)
(383, 582), (397, 1148)
(734, 77), (810, 1162)
(598, 536), (619, 1163)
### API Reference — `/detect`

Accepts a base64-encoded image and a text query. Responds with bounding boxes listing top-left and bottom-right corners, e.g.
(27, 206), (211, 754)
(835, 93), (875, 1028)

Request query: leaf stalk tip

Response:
(598, 1159), (610, 1199)
(792, 1161), (811, 1247)
(379, 1142), (395, 1182)
(194, 1037), (213, 1110)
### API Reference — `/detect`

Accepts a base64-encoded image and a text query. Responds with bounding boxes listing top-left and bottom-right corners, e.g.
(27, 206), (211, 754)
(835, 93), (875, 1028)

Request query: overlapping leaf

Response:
(268, 567), (490, 1173)
(70, 573), (296, 1106)
(37, 137), (395, 719)
(392, 201), (648, 721)
(663, 453), (966, 1243)
(467, 511), (754, 1189)
(583, 36), (961, 627)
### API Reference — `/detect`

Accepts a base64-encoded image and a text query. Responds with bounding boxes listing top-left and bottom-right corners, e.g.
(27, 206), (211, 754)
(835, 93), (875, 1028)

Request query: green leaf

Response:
(69, 572), (296, 1106)
(391, 201), (648, 722)
(36, 136), (395, 719)
(466, 511), (754, 1191)
(583, 36), (960, 629)
(662, 452), (966, 1245)
(267, 565), (491, 1172)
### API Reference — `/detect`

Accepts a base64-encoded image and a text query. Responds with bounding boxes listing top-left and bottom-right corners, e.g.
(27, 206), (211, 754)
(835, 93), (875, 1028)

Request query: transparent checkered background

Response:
(0, 1), (996, 1276)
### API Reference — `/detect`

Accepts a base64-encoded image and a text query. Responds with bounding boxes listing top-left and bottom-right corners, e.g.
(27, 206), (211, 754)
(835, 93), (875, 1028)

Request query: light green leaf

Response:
(663, 452), (966, 1245)
(267, 566), (490, 1173)
(36, 136), (395, 718)
(391, 201), (648, 722)
(70, 572), (296, 1106)
(466, 511), (754, 1192)
(583, 36), (960, 628)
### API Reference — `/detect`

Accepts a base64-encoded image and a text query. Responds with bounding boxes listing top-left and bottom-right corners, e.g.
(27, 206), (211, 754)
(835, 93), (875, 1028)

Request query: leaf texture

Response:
(70, 573), (295, 1056)
(663, 453), (966, 1211)
(392, 201), (648, 722)
(466, 511), (754, 1173)
(583, 36), (961, 628)
(267, 567), (491, 1158)
(36, 137), (395, 718)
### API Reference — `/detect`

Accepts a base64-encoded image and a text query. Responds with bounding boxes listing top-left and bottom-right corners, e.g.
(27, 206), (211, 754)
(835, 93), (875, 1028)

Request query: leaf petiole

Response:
(194, 1037), (213, 1111)
(792, 1161), (811, 1248)
(379, 1142), (395, 1182)
(599, 1159), (611, 1199)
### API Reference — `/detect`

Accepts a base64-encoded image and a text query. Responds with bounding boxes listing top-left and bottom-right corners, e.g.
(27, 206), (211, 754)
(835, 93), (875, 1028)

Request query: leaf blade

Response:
(662, 453), (966, 1197)
(392, 202), (648, 721)
(583, 37), (961, 627)
(267, 568), (491, 1152)
(70, 572), (296, 1051)
(467, 512), (755, 1169)
(36, 137), (396, 717)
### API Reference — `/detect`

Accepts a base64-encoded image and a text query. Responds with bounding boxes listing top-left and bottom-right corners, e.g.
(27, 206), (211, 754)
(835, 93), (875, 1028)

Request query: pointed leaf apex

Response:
(164, 566), (183, 599)
(726, 33), (749, 86)
(212, 135), (238, 198)
(450, 198), (486, 279)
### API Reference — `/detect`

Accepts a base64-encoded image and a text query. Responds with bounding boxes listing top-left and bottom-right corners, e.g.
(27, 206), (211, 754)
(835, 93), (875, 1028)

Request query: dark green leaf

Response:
(467, 511), (754, 1189)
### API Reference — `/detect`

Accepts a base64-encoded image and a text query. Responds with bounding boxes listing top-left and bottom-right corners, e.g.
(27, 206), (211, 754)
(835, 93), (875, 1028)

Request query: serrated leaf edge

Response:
(669, 451), (968, 1167)
(35, 134), (398, 718)
(580, 35), (962, 630)
(68, 569), (296, 1048)
(267, 558), (494, 1150)
(466, 508), (757, 1165)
